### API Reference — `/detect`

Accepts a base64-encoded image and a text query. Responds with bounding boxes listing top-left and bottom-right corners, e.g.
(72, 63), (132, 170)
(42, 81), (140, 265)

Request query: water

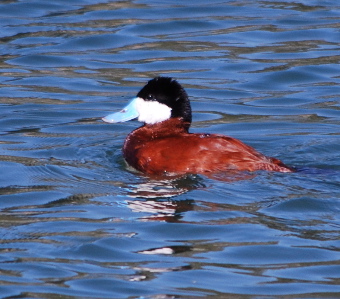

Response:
(0, 0), (339, 298)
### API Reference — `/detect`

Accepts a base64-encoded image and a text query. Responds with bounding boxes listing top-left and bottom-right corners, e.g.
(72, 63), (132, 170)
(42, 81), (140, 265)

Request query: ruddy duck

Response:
(103, 77), (293, 175)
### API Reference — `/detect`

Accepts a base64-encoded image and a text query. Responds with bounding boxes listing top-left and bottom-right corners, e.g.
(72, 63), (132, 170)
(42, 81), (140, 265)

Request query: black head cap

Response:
(137, 77), (192, 124)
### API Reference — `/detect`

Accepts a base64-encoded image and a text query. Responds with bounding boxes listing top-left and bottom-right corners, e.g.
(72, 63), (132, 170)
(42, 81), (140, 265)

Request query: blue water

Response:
(1, 0), (340, 298)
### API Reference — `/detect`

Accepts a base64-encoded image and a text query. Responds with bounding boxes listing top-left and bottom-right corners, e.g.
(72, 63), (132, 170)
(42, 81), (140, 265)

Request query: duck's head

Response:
(102, 77), (192, 125)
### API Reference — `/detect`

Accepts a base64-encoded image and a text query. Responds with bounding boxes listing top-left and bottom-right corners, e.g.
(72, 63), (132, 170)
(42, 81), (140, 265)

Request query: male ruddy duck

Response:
(103, 77), (293, 175)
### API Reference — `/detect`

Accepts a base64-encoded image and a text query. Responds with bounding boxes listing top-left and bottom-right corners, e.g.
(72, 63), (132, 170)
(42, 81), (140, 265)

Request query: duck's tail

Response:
(268, 157), (295, 173)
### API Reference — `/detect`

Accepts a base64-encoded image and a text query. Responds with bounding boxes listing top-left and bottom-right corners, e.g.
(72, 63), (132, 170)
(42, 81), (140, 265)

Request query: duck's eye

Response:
(146, 94), (155, 101)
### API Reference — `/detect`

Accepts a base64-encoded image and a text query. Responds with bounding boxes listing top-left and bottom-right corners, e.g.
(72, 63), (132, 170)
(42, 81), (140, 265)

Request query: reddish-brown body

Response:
(123, 118), (293, 175)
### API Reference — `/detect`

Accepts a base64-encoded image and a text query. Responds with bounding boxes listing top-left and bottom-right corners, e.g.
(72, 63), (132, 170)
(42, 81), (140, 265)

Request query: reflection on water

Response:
(0, 0), (339, 298)
(127, 198), (195, 222)
(124, 174), (205, 198)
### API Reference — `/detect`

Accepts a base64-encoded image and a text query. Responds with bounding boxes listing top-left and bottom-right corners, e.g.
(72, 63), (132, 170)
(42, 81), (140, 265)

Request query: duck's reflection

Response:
(126, 198), (194, 222)
(125, 173), (205, 198)
(123, 174), (203, 222)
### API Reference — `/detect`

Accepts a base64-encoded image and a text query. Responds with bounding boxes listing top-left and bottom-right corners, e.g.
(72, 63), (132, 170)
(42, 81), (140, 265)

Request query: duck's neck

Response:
(126, 117), (190, 143)
(143, 117), (190, 135)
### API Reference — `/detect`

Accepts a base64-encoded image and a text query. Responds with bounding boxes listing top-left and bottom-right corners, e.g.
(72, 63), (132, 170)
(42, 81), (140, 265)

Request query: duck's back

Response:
(123, 119), (292, 175)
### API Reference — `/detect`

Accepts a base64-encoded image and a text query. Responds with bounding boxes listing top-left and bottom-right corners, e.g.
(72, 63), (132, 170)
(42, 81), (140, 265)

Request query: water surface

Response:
(0, 0), (339, 298)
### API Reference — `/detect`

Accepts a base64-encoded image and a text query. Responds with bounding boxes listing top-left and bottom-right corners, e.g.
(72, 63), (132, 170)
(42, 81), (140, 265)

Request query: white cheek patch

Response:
(135, 97), (172, 124)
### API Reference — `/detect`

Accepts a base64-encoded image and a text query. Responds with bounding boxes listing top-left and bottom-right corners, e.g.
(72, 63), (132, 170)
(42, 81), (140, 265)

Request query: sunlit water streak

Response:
(0, 0), (339, 298)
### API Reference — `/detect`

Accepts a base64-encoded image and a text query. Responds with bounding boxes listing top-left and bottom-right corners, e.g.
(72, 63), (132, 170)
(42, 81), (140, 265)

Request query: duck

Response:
(102, 76), (293, 175)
